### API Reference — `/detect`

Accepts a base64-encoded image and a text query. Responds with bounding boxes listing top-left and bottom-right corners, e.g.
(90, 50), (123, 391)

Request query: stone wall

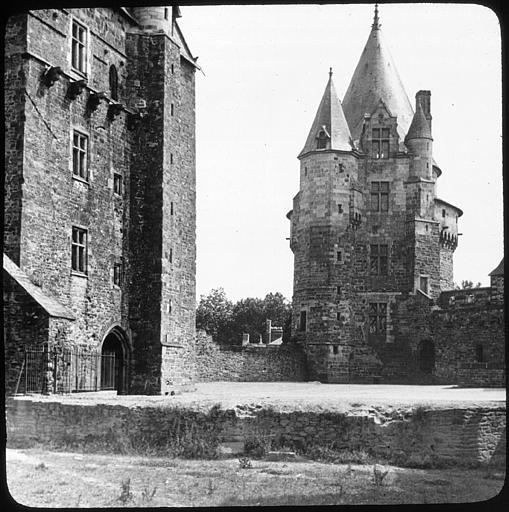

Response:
(433, 303), (505, 386)
(195, 332), (307, 382)
(6, 397), (506, 468)
(4, 8), (197, 395)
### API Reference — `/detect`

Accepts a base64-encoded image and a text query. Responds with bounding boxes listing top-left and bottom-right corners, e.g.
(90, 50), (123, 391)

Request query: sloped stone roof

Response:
(405, 101), (432, 141)
(3, 254), (75, 320)
(299, 71), (353, 157)
(489, 258), (504, 277)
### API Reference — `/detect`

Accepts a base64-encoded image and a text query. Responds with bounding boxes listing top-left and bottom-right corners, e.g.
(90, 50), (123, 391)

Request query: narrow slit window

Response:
(299, 311), (307, 332)
(113, 173), (122, 195)
(109, 65), (118, 101)
(113, 262), (123, 286)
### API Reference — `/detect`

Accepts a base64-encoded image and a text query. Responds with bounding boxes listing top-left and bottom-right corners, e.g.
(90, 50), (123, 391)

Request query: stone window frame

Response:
(70, 17), (89, 77)
(368, 302), (387, 335)
(419, 274), (430, 295)
(316, 130), (328, 149)
(475, 344), (484, 363)
(372, 127), (390, 159)
(71, 128), (89, 183)
(113, 260), (123, 287)
(109, 64), (119, 101)
(71, 225), (88, 276)
(369, 243), (389, 276)
(370, 181), (389, 212)
(299, 310), (307, 332)
(113, 173), (122, 196)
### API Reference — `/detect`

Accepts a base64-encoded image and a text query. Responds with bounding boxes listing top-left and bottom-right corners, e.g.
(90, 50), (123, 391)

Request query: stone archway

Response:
(100, 326), (129, 394)
(418, 339), (435, 375)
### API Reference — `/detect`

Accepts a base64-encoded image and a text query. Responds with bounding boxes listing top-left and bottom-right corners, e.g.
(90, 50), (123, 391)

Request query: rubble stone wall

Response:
(6, 398), (505, 467)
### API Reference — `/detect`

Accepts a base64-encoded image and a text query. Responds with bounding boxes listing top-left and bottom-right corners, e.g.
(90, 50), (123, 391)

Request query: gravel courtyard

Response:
(18, 382), (506, 412)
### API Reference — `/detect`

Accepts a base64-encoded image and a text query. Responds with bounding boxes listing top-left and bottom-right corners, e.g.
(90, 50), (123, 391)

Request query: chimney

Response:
(416, 90), (432, 123)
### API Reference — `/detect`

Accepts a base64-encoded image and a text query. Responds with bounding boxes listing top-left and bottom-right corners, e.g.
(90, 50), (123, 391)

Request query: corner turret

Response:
(405, 91), (433, 180)
(131, 6), (180, 36)
(299, 69), (353, 157)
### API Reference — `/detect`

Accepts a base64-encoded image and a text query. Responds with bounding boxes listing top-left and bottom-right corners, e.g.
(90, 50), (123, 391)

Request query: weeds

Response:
(35, 462), (47, 471)
(412, 405), (427, 422)
(141, 483), (157, 503)
(372, 464), (389, 487)
(207, 479), (216, 495)
(238, 456), (253, 469)
(117, 478), (134, 505)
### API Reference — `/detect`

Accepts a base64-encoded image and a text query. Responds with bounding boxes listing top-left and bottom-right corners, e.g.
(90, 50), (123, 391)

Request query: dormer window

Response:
(317, 130), (328, 149)
(372, 128), (389, 159)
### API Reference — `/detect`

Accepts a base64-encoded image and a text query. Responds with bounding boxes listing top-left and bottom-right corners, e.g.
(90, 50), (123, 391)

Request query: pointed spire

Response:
(299, 70), (353, 157)
(342, 6), (414, 146)
(406, 101), (432, 141)
(372, 4), (381, 30)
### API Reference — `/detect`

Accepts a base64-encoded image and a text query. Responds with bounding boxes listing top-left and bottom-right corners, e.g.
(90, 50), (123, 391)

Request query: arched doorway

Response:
(100, 327), (128, 393)
(418, 340), (435, 375)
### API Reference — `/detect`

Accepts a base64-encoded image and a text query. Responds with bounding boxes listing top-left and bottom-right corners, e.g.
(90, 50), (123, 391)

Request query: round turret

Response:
(132, 6), (174, 35)
(405, 92), (433, 179)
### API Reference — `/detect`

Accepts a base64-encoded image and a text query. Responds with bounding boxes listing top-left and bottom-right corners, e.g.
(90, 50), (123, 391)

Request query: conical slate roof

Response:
(299, 70), (353, 157)
(405, 101), (432, 141)
(489, 258), (504, 277)
(342, 6), (414, 145)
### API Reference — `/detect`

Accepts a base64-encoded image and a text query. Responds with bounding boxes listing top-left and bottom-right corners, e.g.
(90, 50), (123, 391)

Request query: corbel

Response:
(107, 101), (124, 121)
(42, 66), (62, 87)
(67, 79), (87, 100)
(87, 91), (107, 113)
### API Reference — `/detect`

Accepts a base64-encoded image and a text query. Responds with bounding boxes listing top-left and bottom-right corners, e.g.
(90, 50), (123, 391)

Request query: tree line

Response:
(196, 288), (292, 345)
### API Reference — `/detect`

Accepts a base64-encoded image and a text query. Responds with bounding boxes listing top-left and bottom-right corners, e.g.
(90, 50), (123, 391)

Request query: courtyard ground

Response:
(19, 382), (506, 412)
(6, 448), (506, 507)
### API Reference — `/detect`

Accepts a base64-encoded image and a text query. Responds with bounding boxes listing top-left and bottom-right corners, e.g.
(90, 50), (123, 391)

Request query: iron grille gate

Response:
(18, 347), (117, 394)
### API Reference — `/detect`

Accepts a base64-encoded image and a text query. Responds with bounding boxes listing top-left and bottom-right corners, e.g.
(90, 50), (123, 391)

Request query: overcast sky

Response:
(178, 3), (503, 302)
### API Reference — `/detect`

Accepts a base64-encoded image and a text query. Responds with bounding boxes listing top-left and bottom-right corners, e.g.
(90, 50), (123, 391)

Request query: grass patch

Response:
(6, 448), (505, 507)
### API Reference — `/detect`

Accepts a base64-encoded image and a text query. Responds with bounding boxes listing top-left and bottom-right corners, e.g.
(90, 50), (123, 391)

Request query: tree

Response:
(196, 288), (233, 343)
(196, 289), (292, 345)
(454, 280), (482, 290)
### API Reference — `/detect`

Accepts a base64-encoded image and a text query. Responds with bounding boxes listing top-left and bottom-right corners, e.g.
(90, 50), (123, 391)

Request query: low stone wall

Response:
(433, 305), (505, 386)
(6, 398), (505, 468)
(457, 365), (505, 388)
(195, 332), (307, 382)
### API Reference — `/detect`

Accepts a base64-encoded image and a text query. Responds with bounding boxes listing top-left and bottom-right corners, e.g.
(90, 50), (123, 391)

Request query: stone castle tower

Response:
(287, 6), (463, 382)
(4, 6), (197, 394)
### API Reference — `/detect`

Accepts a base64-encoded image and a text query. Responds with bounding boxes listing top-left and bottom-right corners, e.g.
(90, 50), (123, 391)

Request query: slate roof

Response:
(342, 7), (414, 146)
(3, 254), (75, 320)
(489, 258), (504, 277)
(405, 101), (432, 141)
(299, 71), (353, 157)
